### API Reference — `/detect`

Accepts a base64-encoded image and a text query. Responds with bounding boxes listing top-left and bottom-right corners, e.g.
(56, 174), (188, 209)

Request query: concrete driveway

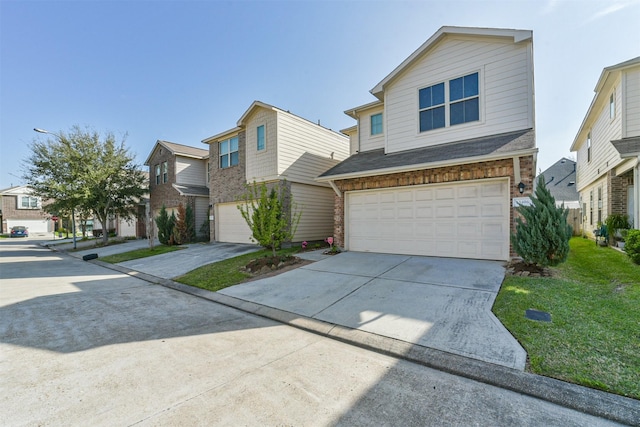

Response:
(70, 240), (259, 279)
(219, 251), (527, 370)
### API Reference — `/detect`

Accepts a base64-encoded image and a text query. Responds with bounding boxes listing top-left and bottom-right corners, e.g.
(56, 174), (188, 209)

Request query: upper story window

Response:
(19, 196), (39, 209)
(220, 136), (239, 169)
(449, 73), (479, 125)
(587, 132), (592, 162)
(610, 92), (616, 119)
(370, 113), (383, 135)
(155, 164), (161, 185)
(419, 72), (479, 132)
(162, 161), (168, 183)
(419, 82), (445, 132)
(207, 161), (211, 183)
(257, 125), (265, 151)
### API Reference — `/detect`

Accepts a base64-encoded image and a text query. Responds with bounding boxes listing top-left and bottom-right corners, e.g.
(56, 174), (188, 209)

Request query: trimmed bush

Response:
(624, 229), (640, 264)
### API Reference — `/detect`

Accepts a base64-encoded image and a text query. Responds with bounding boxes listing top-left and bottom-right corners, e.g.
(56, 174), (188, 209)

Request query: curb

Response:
(92, 259), (640, 425)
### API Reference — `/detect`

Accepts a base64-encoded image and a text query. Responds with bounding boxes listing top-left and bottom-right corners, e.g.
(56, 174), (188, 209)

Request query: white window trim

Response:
(219, 136), (239, 169)
(370, 113), (383, 136)
(18, 195), (40, 210)
(416, 69), (483, 135)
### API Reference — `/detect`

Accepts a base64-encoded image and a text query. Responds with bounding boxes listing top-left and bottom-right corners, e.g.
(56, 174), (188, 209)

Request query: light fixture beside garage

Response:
(517, 182), (526, 194)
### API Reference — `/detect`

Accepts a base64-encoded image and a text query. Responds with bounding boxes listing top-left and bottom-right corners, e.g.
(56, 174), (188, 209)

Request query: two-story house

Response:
(570, 57), (640, 235)
(0, 185), (51, 234)
(202, 101), (350, 244)
(318, 26), (537, 261)
(145, 141), (210, 239)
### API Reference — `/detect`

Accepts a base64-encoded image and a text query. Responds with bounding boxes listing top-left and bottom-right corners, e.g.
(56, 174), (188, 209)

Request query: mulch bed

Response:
(506, 260), (553, 277)
(242, 255), (312, 282)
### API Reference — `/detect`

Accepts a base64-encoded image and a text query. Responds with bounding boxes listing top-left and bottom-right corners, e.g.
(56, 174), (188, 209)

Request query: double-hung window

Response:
(419, 82), (445, 132)
(220, 136), (239, 168)
(155, 164), (161, 185)
(449, 73), (479, 125)
(419, 72), (479, 132)
(370, 113), (383, 135)
(587, 132), (592, 162)
(20, 196), (38, 209)
(610, 92), (616, 119)
(162, 161), (168, 183)
(257, 125), (265, 151)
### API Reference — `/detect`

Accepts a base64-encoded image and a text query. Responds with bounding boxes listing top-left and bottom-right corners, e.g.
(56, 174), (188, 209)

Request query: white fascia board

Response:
(344, 100), (384, 119)
(316, 148), (538, 182)
(202, 127), (242, 144)
(370, 26), (532, 99)
(237, 100), (277, 126)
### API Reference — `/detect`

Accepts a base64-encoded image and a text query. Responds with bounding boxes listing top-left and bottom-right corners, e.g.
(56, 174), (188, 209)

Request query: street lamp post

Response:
(33, 128), (78, 250)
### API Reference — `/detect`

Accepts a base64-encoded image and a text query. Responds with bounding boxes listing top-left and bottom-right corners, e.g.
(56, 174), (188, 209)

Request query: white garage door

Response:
(346, 179), (510, 260)
(216, 202), (253, 244)
(7, 219), (50, 233)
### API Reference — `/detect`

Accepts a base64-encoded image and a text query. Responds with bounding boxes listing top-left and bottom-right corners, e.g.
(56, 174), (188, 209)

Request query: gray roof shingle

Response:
(319, 128), (535, 178)
(172, 184), (209, 197)
(536, 158), (578, 203)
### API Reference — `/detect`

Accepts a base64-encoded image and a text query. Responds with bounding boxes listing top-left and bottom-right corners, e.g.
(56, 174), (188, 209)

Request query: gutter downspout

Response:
(635, 157), (639, 229)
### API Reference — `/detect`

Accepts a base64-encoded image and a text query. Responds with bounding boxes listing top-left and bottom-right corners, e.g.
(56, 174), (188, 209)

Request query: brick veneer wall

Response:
(209, 131), (247, 241)
(1, 196), (49, 233)
(148, 150), (191, 217)
(331, 155), (535, 258)
(608, 169), (633, 217)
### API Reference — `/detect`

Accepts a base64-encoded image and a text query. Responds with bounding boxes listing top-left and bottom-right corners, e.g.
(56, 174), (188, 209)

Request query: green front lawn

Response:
(175, 247), (299, 292)
(493, 237), (640, 399)
(99, 245), (184, 263)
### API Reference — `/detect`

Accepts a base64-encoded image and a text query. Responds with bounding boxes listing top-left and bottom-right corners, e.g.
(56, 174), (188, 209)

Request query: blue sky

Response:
(1, 0), (639, 190)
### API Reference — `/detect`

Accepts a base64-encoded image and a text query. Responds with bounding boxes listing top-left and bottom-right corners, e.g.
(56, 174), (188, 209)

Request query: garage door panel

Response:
(216, 203), (253, 244)
(346, 180), (509, 261)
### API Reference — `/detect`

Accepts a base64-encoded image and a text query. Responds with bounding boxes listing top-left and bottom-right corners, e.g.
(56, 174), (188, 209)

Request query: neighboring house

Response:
(318, 26), (537, 261)
(145, 141), (210, 239)
(202, 101), (350, 244)
(536, 157), (581, 234)
(0, 185), (52, 234)
(570, 57), (640, 236)
(536, 158), (579, 208)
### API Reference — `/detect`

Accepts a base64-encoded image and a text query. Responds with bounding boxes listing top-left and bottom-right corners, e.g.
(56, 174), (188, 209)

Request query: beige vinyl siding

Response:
(575, 78), (624, 192)
(176, 156), (207, 186)
(276, 111), (350, 185)
(625, 68), (640, 137)
(245, 109), (278, 182)
(195, 197), (209, 238)
(290, 183), (335, 242)
(384, 36), (533, 154)
(357, 105), (385, 152)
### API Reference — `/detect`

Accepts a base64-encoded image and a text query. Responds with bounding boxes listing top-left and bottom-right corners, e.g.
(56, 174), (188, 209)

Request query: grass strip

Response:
(99, 245), (184, 263)
(175, 247), (299, 292)
(493, 237), (640, 399)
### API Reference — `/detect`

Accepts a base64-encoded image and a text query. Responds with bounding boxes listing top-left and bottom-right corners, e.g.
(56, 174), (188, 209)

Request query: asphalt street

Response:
(0, 237), (627, 426)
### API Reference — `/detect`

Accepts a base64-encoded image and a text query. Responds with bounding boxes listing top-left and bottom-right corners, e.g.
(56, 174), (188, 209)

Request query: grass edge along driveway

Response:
(493, 237), (639, 399)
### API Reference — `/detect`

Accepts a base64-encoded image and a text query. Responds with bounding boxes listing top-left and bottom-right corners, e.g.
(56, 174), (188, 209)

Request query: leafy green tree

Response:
(512, 176), (572, 267)
(238, 181), (301, 257)
(25, 126), (147, 244)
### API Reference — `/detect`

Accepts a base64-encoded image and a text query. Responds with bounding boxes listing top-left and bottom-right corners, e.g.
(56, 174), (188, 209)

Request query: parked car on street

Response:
(10, 226), (28, 238)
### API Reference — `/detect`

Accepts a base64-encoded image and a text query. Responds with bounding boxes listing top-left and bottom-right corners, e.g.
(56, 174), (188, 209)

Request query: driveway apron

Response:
(219, 251), (526, 370)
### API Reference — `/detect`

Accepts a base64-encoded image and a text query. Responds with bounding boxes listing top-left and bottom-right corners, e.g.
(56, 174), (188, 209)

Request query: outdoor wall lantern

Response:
(517, 182), (526, 194)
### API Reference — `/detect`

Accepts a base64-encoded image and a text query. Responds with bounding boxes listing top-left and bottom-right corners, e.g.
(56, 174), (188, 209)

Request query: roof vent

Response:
(569, 181), (575, 186)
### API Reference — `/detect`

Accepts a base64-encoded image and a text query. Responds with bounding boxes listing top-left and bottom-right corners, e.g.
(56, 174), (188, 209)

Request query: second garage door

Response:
(216, 202), (253, 244)
(346, 179), (510, 260)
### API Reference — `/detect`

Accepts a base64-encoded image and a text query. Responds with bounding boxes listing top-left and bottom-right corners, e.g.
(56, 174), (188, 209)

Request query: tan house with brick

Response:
(318, 26), (537, 261)
(202, 101), (350, 244)
(0, 185), (52, 234)
(570, 57), (640, 235)
(144, 141), (210, 239)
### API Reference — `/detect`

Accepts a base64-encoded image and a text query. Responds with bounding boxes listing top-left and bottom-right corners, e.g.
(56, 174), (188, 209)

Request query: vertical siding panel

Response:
(625, 68), (640, 137)
(245, 109), (278, 182)
(291, 183), (336, 241)
(175, 157), (207, 186)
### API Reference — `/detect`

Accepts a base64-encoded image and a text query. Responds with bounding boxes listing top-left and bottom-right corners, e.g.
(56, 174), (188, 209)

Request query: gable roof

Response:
(318, 129), (535, 181)
(144, 140), (209, 165)
(536, 157), (578, 203)
(570, 56), (640, 152)
(370, 26), (532, 100)
(0, 185), (32, 195)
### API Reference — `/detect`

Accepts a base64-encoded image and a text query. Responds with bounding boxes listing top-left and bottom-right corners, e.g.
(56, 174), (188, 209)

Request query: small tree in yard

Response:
(512, 176), (572, 267)
(156, 205), (175, 245)
(172, 203), (189, 245)
(185, 204), (196, 242)
(238, 181), (301, 257)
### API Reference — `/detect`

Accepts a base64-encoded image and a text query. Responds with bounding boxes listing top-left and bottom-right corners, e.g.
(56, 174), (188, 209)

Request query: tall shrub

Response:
(155, 205), (171, 245)
(512, 176), (572, 267)
(624, 229), (640, 264)
(172, 203), (189, 245)
(185, 204), (196, 242)
(238, 181), (301, 257)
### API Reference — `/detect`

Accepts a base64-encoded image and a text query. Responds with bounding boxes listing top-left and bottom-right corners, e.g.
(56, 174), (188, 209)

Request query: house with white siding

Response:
(202, 101), (350, 244)
(318, 26), (537, 261)
(144, 141), (210, 239)
(570, 57), (640, 236)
